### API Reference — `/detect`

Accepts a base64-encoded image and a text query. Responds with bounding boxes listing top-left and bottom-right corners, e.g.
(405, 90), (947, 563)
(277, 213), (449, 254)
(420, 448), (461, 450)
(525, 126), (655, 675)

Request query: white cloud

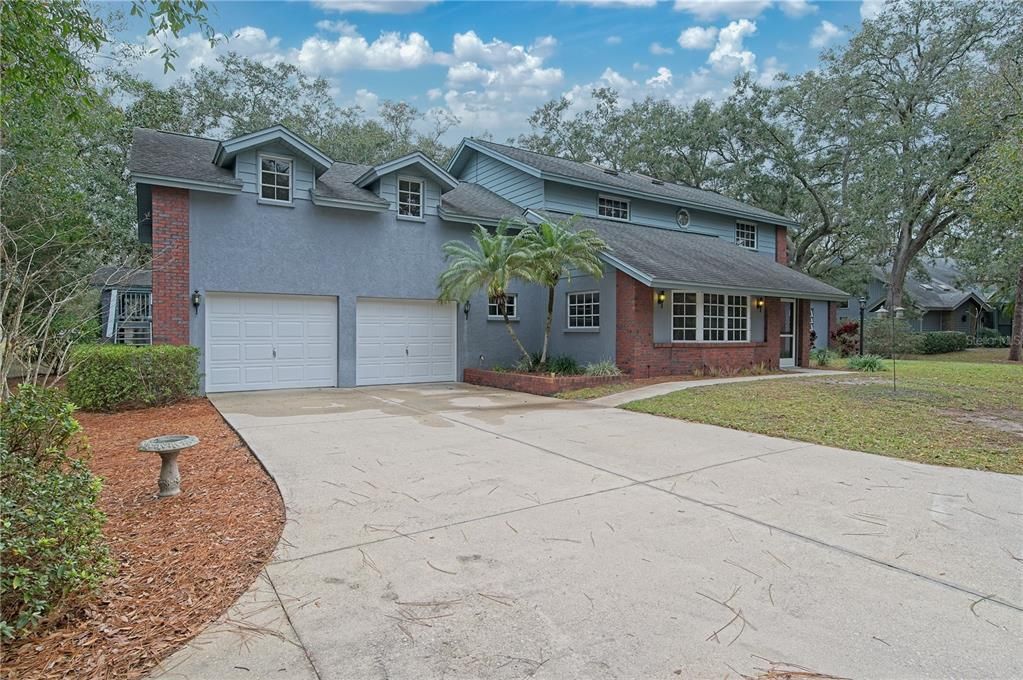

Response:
(129, 26), (284, 86)
(426, 87), (443, 100)
(354, 88), (379, 113)
(632, 61), (648, 71)
(315, 19), (359, 35)
(707, 19), (757, 72)
(673, 0), (771, 20)
(860, 0), (884, 19)
(296, 30), (434, 72)
(810, 20), (845, 48)
(778, 0), (817, 17)
(649, 41), (675, 55)
(313, 0), (440, 13)
(645, 66), (673, 87)
(677, 26), (718, 49)
(605, 35), (623, 45)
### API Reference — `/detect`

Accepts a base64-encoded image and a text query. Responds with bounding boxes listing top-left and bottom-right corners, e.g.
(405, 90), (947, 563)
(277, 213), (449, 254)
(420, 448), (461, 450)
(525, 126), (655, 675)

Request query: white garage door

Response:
(356, 299), (457, 386)
(206, 293), (337, 393)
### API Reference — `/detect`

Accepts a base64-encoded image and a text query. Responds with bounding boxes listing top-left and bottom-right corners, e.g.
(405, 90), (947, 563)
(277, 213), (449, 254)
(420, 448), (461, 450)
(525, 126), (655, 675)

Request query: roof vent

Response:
(602, 168), (618, 176)
(651, 178), (664, 185)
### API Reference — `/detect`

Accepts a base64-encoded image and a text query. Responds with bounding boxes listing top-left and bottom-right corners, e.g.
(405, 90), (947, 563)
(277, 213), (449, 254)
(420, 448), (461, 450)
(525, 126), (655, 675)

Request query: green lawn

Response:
(901, 347), (1015, 364)
(624, 359), (1023, 474)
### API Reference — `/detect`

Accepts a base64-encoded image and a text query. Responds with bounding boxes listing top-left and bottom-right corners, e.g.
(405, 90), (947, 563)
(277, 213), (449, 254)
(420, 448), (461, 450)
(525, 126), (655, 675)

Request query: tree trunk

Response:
(540, 286), (555, 365)
(888, 247), (913, 311)
(498, 295), (532, 368)
(1010, 262), (1022, 362)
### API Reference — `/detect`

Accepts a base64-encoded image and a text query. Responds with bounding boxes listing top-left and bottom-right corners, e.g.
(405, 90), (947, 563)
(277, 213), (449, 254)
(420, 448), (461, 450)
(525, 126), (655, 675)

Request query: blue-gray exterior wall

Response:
(543, 181), (777, 260)
(454, 150), (544, 208)
(810, 300), (829, 349)
(546, 264), (618, 364)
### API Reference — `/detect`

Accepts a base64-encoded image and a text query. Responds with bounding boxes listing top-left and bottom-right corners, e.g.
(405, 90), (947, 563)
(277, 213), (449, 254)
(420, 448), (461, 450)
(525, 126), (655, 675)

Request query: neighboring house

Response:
(90, 266), (153, 345)
(837, 259), (995, 334)
(129, 125), (847, 393)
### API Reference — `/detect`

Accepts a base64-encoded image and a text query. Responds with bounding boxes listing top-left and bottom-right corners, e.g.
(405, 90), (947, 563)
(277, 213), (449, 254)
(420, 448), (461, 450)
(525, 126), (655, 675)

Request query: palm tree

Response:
(518, 218), (607, 366)
(437, 221), (534, 367)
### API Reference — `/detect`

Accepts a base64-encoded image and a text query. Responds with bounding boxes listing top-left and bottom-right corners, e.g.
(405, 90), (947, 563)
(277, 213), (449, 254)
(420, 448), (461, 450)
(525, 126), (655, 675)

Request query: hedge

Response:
(919, 331), (969, 354)
(67, 344), (199, 412)
(0, 386), (112, 640)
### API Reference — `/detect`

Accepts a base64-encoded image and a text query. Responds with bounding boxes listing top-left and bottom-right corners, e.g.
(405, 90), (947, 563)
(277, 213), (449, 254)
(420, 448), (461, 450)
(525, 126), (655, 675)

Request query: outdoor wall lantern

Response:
(191, 290), (202, 315)
(463, 300), (471, 320)
(755, 297), (765, 309)
(657, 290), (666, 308)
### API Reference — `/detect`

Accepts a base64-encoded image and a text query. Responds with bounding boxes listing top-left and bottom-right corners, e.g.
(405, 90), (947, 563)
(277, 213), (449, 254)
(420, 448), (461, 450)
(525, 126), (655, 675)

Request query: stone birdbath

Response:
(138, 435), (199, 498)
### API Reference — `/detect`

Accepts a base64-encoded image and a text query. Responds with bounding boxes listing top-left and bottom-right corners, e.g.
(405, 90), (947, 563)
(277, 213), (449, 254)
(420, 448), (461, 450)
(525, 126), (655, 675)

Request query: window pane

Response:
(261, 185), (275, 200)
(261, 159), (274, 172)
(276, 187), (290, 201)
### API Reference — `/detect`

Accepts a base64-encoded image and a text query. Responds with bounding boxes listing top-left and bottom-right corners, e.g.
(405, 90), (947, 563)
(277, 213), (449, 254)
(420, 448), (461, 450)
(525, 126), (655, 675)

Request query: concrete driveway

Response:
(155, 383), (1022, 680)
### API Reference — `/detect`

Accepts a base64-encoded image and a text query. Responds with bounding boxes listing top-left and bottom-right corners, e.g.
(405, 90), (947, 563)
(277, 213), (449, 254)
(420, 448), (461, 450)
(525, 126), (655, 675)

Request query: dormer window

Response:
(735, 221), (757, 250)
(598, 195), (630, 221)
(259, 155), (292, 204)
(398, 177), (424, 218)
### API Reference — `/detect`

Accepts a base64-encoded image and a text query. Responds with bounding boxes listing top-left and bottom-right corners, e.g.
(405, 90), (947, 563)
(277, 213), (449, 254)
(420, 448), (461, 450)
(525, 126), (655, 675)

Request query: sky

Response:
(112, 0), (884, 143)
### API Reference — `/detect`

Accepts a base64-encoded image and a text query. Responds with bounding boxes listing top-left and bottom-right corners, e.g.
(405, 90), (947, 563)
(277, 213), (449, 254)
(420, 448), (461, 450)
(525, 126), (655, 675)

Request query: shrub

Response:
(811, 347), (836, 367)
(919, 331), (969, 354)
(0, 386), (112, 641)
(583, 359), (623, 377)
(847, 354), (885, 372)
(67, 344), (199, 411)
(545, 354), (582, 375)
(863, 319), (923, 356)
(830, 320), (860, 356)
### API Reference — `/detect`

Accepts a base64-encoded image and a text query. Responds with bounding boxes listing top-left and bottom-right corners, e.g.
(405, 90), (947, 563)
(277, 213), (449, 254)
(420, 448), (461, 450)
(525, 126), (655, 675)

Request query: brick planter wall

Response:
(615, 271), (782, 378)
(151, 186), (190, 345)
(463, 368), (623, 397)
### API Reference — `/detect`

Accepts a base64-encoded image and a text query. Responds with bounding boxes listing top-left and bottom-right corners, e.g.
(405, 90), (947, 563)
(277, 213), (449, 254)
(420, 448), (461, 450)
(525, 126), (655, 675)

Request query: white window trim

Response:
(566, 290), (601, 330)
(670, 291), (752, 343)
(736, 221), (758, 250)
(397, 175), (425, 221)
(597, 194), (630, 222)
(258, 153), (294, 206)
(487, 294), (519, 320)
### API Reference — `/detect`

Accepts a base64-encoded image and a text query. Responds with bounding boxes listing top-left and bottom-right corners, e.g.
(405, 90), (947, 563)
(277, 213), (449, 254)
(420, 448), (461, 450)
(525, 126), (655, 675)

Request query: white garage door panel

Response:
(206, 293), (337, 393)
(356, 299), (457, 386)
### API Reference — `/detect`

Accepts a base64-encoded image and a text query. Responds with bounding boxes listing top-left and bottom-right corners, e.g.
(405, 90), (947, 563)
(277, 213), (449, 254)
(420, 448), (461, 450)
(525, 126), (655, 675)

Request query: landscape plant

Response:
(847, 354), (885, 372)
(438, 222), (534, 368)
(0, 385), (111, 640)
(517, 218), (607, 366)
(584, 359), (623, 377)
(829, 321), (860, 356)
(67, 344), (199, 411)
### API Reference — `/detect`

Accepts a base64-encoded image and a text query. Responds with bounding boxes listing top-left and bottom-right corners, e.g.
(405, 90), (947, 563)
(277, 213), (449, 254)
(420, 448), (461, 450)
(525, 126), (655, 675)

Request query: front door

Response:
(780, 299), (796, 368)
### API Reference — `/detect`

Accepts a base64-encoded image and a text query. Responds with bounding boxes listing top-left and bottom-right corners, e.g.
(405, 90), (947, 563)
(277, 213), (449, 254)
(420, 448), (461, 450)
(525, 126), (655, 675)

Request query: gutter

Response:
(130, 172), (242, 195)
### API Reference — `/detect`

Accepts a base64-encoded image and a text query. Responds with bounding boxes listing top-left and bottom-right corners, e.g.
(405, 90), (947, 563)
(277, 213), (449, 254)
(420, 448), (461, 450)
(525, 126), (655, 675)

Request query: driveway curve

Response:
(153, 383), (1022, 680)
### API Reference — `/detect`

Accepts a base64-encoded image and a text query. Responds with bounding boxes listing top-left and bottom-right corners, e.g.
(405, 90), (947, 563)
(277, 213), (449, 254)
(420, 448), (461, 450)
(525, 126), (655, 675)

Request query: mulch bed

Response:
(1, 398), (284, 679)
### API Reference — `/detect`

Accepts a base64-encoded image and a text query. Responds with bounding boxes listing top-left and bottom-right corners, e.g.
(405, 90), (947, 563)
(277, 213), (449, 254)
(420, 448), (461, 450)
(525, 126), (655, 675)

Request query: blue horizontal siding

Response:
(456, 150), (544, 208)
(544, 181), (777, 260)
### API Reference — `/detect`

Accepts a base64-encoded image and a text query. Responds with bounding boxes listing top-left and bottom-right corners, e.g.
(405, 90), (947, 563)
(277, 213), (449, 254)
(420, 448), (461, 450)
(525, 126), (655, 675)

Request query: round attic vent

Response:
(676, 208), (690, 228)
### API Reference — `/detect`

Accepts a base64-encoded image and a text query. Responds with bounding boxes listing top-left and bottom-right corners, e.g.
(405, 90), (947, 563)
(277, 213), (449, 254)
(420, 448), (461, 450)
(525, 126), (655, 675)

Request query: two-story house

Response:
(129, 125), (846, 393)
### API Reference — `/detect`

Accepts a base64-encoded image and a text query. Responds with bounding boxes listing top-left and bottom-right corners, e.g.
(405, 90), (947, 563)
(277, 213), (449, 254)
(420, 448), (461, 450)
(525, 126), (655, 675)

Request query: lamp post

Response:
(876, 305), (905, 392)
(858, 296), (866, 356)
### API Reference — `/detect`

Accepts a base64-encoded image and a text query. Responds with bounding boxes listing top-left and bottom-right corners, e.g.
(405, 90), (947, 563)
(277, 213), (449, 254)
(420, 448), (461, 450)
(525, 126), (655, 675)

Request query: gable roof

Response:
(90, 265), (152, 289)
(450, 138), (798, 228)
(311, 162), (390, 210)
(544, 212), (847, 301)
(213, 125), (333, 174)
(354, 151), (459, 191)
(130, 128), (242, 193)
(872, 259), (991, 311)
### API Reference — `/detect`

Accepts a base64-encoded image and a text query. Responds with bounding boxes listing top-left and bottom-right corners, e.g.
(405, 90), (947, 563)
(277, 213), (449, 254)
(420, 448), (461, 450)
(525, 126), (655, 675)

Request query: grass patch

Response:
(623, 359), (1023, 474)
(556, 382), (640, 400)
(901, 347), (1015, 364)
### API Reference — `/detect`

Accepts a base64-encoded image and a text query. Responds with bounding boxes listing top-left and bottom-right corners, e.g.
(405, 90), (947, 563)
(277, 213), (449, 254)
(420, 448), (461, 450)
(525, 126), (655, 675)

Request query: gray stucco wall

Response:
(810, 300), (829, 349)
(189, 191), (558, 389)
(547, 264), (618, 365)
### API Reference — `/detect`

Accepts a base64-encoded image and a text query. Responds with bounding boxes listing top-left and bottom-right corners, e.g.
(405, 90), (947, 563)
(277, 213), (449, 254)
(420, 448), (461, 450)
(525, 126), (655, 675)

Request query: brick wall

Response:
(828, 302), (839, 350)
(463, 369), (622, 397)
(615, 271), (781, 378)
(775, 226), (788, 265)
(151, 186), (190, 345)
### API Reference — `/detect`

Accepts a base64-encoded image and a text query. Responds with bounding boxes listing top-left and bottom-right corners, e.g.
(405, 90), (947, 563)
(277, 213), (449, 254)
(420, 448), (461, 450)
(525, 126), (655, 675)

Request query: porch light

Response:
(191, 290), (202, 314)
(463, 300), (471, 320)
(657, 290), (666, 308)
(755, 297), (765, 310)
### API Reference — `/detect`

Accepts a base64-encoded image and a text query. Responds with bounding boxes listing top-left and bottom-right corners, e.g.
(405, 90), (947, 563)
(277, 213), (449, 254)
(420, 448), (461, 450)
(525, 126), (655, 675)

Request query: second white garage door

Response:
(356, 299), (457, 386)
